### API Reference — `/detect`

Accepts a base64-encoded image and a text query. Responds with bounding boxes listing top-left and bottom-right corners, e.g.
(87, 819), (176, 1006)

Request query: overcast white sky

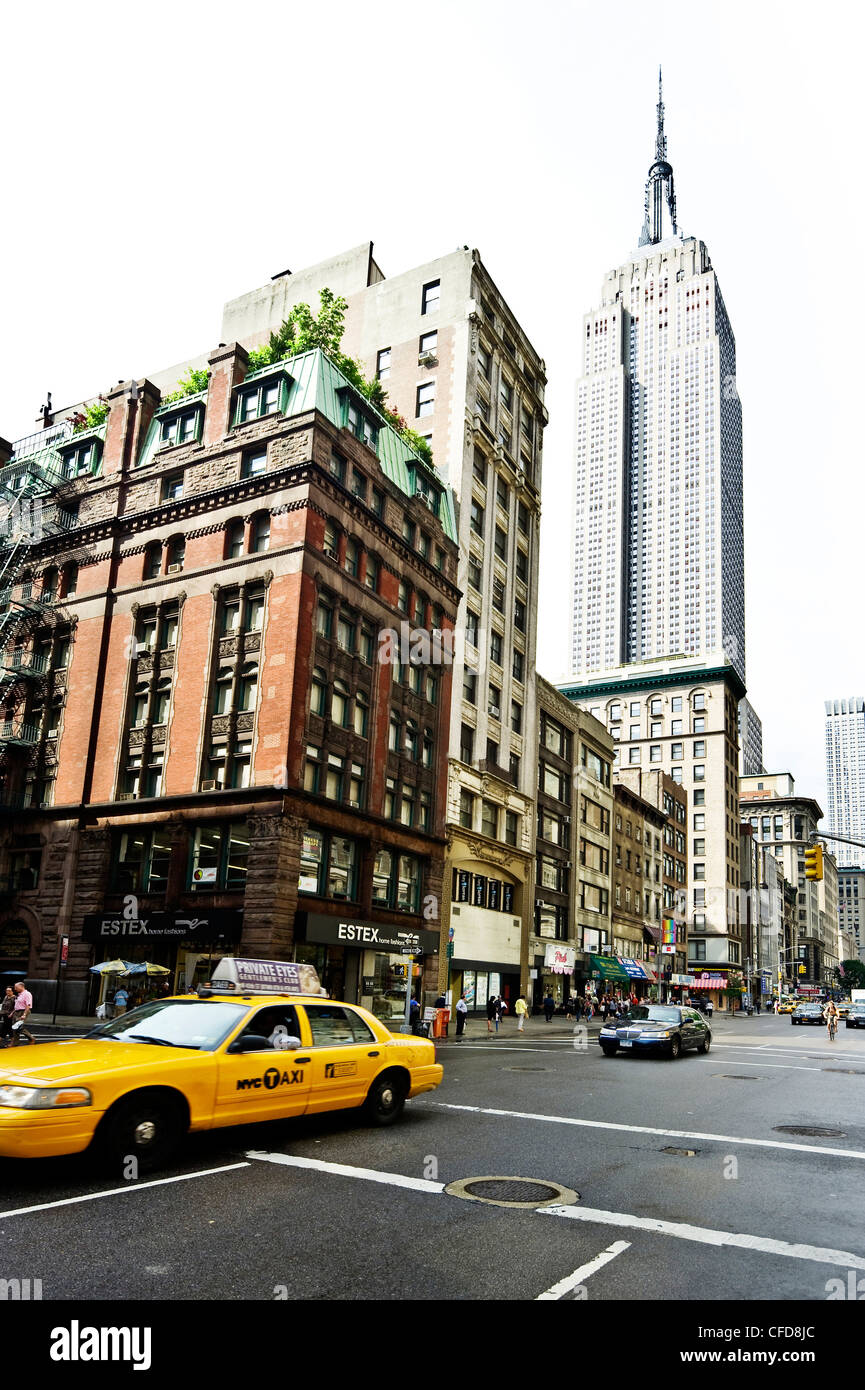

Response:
(2, 0), (862, 813)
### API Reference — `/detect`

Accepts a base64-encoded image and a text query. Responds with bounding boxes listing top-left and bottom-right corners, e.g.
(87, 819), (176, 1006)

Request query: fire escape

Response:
(0, 423), (94, 810)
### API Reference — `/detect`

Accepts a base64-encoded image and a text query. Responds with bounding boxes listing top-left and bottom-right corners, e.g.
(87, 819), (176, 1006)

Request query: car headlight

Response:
(0, 1085), (92, 1110)
(599, 1028), (616, 1036)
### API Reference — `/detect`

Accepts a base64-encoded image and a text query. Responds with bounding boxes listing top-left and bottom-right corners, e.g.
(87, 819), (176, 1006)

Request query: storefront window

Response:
(189, 822), (248, 890)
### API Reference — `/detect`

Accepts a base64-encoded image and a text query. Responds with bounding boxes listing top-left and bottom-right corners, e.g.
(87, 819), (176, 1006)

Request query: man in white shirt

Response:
(7, 982), (35, 1047)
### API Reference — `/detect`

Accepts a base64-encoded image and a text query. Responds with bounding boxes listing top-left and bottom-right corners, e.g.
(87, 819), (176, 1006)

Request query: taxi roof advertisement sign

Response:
(210, 958), (323, 995)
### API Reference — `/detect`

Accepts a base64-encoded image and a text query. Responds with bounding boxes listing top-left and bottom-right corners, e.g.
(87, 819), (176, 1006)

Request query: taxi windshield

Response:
(86, 1000), (248, 1051)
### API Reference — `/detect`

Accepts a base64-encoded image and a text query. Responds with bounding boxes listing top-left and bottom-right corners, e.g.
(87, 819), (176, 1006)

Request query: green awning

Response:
(588, 954), (630, 982)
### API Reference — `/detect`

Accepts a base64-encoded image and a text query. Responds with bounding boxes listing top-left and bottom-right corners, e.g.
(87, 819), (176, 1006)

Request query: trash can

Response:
(432, 1007), (450, 1039)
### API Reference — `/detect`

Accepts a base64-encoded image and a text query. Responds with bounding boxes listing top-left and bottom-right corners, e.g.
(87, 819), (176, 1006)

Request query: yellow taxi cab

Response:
(776, 999), (797, 1014)
(0, 959), (443, 1171)
(835, 999), (852, 1018)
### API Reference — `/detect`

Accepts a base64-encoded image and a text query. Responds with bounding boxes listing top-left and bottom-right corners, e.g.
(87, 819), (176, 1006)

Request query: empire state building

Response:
(568, 75), (745, 685)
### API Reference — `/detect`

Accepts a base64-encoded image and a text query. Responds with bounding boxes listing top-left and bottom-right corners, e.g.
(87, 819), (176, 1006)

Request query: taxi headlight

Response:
(0, 1085), (92, 1110)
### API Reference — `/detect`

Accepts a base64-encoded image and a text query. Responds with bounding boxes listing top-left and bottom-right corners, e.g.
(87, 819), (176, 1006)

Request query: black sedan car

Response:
(598, 1004), (711, 1059)
(846, 1006), (865, 1030)
(791, 1004), (825, 1025)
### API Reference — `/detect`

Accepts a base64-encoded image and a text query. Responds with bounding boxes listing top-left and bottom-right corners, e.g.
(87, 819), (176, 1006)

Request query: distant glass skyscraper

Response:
(825, 698), (865, 864)
(569, 74), (745, 683)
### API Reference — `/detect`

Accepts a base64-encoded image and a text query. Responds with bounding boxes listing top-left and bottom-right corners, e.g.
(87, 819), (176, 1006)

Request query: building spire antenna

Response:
(639, 65), (677, 246)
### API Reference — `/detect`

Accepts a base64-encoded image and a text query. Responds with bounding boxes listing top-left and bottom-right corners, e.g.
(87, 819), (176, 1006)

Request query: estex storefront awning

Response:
(588, 954), (630, 982)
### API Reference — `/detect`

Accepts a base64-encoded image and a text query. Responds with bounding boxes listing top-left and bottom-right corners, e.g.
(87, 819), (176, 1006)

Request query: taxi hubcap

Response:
(380, 1087), (394, 1108)
(134, 1120), (157, 1145)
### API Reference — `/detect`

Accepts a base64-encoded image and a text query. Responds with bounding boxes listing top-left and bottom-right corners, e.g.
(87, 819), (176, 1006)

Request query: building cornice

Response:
(558, 663), (747, 704)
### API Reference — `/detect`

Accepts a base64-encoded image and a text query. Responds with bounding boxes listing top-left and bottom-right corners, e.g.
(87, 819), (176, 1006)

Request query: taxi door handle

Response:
(368, 1050), (380, 1057)
(295, 1057), (310, 1063)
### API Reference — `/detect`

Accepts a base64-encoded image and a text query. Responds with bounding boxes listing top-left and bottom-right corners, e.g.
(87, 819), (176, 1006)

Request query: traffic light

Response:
(804, 844), (823, 881)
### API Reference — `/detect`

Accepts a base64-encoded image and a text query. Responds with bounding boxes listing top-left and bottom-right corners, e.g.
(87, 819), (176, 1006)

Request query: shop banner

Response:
(543, 944), (576, 975)
(303, 913), (439, 955)
(82, 910), (243, 943)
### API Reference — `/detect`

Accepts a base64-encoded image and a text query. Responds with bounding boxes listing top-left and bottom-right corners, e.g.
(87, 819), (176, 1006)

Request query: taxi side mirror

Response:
(228, 1034), (273, 1054)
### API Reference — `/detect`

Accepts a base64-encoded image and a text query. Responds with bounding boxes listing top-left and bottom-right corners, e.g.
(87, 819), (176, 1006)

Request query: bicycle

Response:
(827, 1015), (838, 1042)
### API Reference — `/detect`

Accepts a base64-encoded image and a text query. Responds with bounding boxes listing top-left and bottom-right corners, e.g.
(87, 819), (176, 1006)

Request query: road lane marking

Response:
(248, 1151), (865, 1273)
(708, 1059), (820, 1072)
(536, 1240), (631, 1300)
(0, 1162), (250, 1221)
(246, 1150), (445, 1192)
(538, 1203), (865, 1270)
(423, 1102), (865, 1161)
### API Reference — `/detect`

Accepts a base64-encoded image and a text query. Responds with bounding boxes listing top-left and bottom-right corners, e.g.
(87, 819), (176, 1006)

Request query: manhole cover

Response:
(503, 1066), (548, 1073)
(773, 1125), (846, 1138)
(445, 1175), (579, 1209)
(661, 1147), (698, 1156)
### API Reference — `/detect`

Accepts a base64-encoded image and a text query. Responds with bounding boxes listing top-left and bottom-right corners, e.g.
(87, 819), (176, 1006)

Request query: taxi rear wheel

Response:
(96, 1091), (186, 1173)
(364, 1072), (406, 1126)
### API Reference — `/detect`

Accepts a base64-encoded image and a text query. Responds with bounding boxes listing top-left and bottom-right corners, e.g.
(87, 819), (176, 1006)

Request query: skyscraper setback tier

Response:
(570, 234), (744, 684)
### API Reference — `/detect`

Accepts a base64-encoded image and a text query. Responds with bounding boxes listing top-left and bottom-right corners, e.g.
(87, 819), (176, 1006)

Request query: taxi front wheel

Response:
(95, 1091), (186, 1173)
(364, 1072), (407, 1126)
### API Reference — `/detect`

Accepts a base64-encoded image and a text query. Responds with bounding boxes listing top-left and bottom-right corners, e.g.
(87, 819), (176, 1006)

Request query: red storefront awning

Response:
(690, 976), (725, 990)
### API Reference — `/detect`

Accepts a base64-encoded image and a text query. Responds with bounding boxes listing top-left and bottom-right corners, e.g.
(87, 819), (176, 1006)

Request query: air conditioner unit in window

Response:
(167, 564), (182, 574)
(200, 779), (218, 792)
(134, 719), (148, 728)
(117, 792), (136, 801)
(38, 801), (51, 809)
(488, 705), (500, 719)
(418, 352), (438, 368)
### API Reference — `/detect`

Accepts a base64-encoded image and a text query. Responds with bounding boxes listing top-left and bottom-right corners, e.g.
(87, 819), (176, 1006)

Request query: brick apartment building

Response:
(0, 344), (459, 1020)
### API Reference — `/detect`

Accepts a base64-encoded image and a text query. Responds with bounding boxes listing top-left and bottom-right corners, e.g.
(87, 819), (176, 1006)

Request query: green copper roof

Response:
(137, 350), (458, 544)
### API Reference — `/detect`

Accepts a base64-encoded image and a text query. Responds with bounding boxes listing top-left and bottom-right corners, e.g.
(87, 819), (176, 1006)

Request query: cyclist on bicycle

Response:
(824, 999), (840, 1040)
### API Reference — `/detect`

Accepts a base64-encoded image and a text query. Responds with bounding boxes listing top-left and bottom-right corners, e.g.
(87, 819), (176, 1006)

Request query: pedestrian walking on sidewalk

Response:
(515, 994), (529, 1032)
(543, 993), (555, 1023)
(6, 982), (35, 1047)
(487, 995), (498, 1034)
(0, 987), (14, 1044)
(455, 993), (468, 1040)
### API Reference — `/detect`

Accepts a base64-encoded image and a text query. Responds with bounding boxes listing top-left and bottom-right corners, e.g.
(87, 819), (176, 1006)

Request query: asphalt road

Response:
(2, 1013), (864, 1303)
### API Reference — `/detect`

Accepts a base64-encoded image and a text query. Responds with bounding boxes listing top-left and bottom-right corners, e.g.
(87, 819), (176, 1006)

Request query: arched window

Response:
(214, 668), (234, 714)
(331, 679), (350, 728)
(144, 543), (162, 580)
(132, 682), (149, 725)
(250, 513), (270, 554)
(226, 520), (245, 559)
(238, 662), (258, 712)
(323, 522), (339, 561)
(404, 719), (419, 761)
(153, 677), (172, 725)
(62, 563), (78, 598)
(389, 712), (401, 752)
(42, 567), (58, 603)
(311, 667), (327, 716)
(353, 690), (369, 737)
(167, 536), (185, 571)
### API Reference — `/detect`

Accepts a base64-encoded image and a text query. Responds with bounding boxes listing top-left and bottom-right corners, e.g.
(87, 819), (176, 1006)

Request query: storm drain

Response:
(445, 1176), (579, 1209)
(773, 1125), (846, 1138)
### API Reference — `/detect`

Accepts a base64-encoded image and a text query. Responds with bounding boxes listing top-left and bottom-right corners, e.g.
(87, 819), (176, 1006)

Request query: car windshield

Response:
(621, 1005), (680, 1024)
(86, 1000), (248, 1051)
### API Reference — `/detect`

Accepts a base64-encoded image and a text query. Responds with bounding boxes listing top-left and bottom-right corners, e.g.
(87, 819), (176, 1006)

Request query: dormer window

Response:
(61, 438), (102, 479)
(159, 407), (201, 448)
(235, 374), (285, 425)
(344, 398), (378, 450)
(412, 468), (441, 516)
